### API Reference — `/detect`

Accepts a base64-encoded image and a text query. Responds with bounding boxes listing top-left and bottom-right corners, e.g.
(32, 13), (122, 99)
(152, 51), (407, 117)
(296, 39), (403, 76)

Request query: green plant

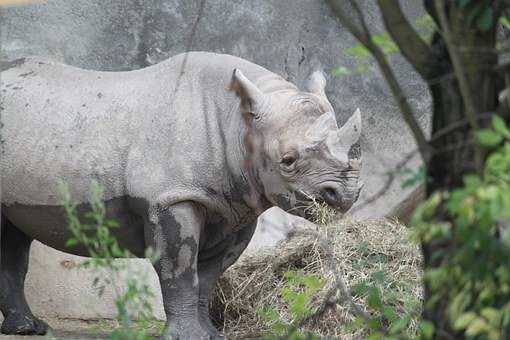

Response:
(332, 15), (436, 77)
(59, 181), (159, 340)
(259, 270), (325, 340)
(411, 115), (510, 339)
(456, 0), (495, 31)
(389, 165), (427, 189)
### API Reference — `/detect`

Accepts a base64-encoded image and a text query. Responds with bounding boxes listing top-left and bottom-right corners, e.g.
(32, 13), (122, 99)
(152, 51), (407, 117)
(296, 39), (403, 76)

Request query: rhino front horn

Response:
(231, 69), (269, 119)
(337, 108), (362, 146)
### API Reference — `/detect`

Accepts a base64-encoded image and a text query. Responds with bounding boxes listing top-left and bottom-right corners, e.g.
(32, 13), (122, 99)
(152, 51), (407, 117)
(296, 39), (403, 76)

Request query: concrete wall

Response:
(1, 0), (431, 320)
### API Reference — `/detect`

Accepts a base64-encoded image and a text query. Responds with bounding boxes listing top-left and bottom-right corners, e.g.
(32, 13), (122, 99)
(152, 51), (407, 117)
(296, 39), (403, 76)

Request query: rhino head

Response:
(232, 69), (363, 215)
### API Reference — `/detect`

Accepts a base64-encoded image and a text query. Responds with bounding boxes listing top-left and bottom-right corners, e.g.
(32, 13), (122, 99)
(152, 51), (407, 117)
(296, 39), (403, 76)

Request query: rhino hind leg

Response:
(0, 216), (49, 335)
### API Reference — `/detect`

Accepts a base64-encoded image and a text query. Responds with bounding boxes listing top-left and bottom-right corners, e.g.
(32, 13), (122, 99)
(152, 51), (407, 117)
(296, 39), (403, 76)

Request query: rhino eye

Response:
(281, 153), (297, 167)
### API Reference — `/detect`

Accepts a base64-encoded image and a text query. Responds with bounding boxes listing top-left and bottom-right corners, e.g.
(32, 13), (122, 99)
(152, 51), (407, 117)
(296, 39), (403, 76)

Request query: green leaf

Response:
(481, 308), (501, 326)
(367, 317), (382, 331)
(389, 316), (410, 334)
(258, 306), (279, 322)
(465, 318), (489, 336)
(65, 238), (79, 247)
(476, 130), (503, 147)
(353, 282), (370, 296)
(290, 293), (307, 318)
(331, 66), (351, 77)
(382, 306), (398, 322)
(477, 6), (493, 31)
(457, 0), (471, 8)
(371, 271), (386, 284)
(454, 312), (477, 330)
(302, 275), (324, 291)
(419, 320), (435, 339)
(500, 16), (510, 29)
(372, 33), (399, 55)
(283, 270), (300, 284)
(367, 332), (384, 340)
(367, 287), (382, 309)
(345, 44), (372, 60)
(492, 115), (510, 139)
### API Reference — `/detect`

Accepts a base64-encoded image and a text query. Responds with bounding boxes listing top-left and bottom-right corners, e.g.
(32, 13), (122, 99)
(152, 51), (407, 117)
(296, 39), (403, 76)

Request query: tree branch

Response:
(327, 0), (368, 44)
(291, 228), (371, 327)
(351, 149), (417, 213)
(377, 0), (436, 79)
(327, 0), (432, 163)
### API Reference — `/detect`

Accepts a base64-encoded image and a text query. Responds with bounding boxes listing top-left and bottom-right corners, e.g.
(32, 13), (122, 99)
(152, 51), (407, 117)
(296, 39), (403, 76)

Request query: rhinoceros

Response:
(0, 52), (362, 339)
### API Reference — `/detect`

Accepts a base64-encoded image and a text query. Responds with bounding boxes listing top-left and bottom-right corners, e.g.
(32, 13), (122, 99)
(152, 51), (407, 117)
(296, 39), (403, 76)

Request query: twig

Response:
(291, 228), (371, 326)
(430, 112), (494, 142)
(351, 149), (418, 213)
(173, 0), (206, 95)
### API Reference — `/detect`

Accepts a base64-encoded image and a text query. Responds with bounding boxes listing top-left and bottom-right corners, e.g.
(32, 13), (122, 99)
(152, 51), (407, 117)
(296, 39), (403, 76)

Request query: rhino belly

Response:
(2, 196), (146, 257)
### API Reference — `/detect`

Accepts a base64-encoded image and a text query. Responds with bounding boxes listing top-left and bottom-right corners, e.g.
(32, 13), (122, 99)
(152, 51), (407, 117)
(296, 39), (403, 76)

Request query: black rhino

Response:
(0, 52), (362, 339)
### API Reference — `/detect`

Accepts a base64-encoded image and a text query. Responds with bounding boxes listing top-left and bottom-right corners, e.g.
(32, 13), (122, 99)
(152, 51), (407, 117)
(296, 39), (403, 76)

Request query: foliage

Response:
(59, 181), (159, 340)
(258, 264), (422, 340)
(389, 165), (427, 189)
(259, 270), (325, 340)
(257, 117), (510, 339)
(336, 31), (399, 75)
(249, 219), (422, 340)
(332, 15), (436, 77)
(347, 270), (424, 340)
(456, 0), (494, 31)
(411, 116), (510, 339)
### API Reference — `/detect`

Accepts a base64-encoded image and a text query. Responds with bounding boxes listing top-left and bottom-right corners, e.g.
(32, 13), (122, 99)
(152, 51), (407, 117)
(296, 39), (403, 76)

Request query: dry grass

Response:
(211, 211), (423, 339)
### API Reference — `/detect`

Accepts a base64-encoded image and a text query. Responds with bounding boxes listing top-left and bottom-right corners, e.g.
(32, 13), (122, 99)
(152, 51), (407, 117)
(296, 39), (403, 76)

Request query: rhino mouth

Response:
(283, 190), (329, 220)
(287, 187), (360, 220)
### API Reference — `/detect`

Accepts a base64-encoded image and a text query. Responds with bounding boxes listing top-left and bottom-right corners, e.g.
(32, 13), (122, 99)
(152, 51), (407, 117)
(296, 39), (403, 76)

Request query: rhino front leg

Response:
(197, 222), (257, 339)
(0, 216), (48, 335)
(146, 201), (209, 340)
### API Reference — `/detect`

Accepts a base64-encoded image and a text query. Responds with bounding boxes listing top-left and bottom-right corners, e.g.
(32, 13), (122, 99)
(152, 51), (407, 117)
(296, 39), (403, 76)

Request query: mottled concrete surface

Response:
(1, 0), (431, 218)
(0, 0), (430, 324)
(24, 243), (166, 321)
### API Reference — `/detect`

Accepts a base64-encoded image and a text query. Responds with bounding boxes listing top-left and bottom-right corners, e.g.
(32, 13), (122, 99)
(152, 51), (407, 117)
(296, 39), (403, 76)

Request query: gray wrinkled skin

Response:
(0, 52), (362, 339)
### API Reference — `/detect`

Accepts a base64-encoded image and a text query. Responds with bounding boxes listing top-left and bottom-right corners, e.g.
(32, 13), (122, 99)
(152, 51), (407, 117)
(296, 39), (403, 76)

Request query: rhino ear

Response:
(231, 69), (268, 119)
(337, 108), (362, 146)
(305, 70), (327, 97)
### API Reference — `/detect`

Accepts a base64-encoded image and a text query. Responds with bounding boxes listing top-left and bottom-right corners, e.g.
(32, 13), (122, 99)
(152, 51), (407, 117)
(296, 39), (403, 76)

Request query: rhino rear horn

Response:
(305, 70), (327, 98)
(231, 69), (268, 119)
(306, 111), (337, 141)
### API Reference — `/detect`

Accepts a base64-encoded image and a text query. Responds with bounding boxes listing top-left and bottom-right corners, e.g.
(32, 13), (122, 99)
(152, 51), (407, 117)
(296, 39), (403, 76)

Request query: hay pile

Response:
(211, 217), (423, 339)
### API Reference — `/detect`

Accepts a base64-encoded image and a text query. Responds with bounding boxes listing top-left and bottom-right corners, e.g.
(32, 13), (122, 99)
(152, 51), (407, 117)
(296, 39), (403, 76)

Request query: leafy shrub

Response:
(59, 181), (159, 340)
(412, 116), (510, 339)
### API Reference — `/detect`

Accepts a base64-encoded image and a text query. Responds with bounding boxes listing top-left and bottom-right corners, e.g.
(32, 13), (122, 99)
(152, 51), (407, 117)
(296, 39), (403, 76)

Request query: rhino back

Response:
(0, 52), (282, 207)
(1, 57), (164, 205)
